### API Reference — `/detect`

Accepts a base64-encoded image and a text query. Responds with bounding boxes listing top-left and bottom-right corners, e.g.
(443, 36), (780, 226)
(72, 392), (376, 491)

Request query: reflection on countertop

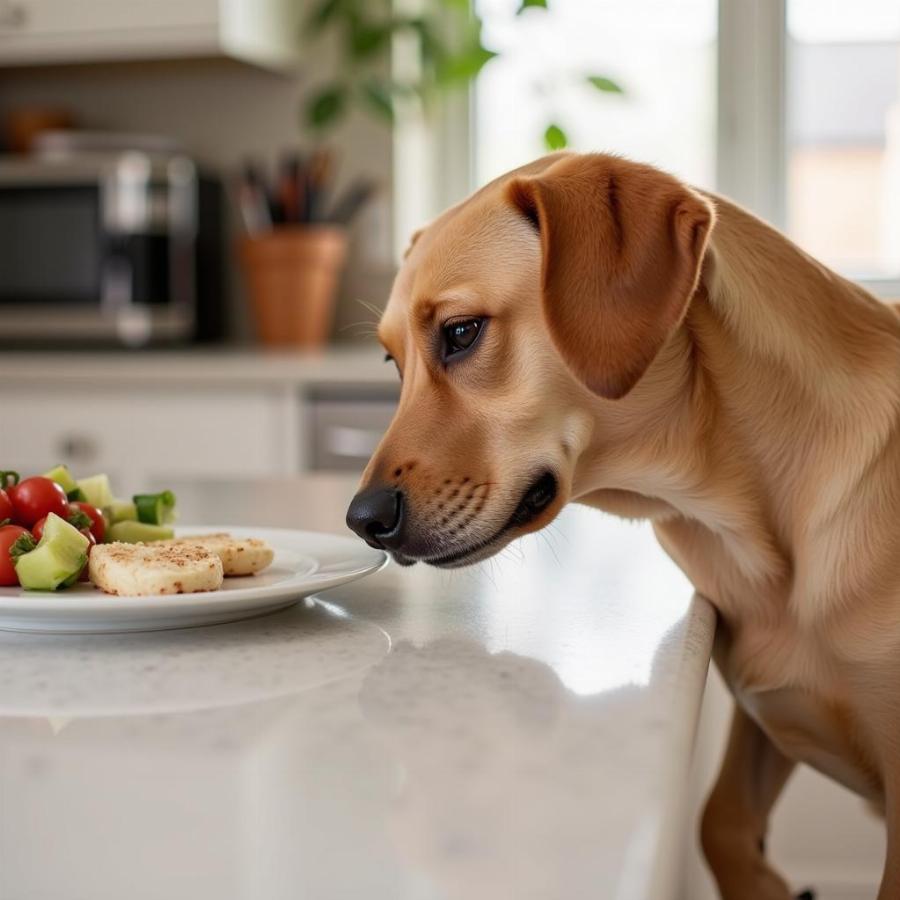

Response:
(0, 478), (713, 900)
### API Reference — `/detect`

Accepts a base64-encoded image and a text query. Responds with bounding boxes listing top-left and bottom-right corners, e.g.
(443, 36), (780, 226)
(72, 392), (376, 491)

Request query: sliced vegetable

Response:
(43, 464), (84, 500)
(0, 488), (12, 525)
(105, 499), (138, 525)
(8, 476), (70, 527)
(76, 474), (115, 509)
(32, 512), (91, 543)
(70, 501), (105, 543)
(13, 513), (89, 591)
(133, 491), (177, 526)
(107, 521), (174, 543)
(0, 524), (29, 586)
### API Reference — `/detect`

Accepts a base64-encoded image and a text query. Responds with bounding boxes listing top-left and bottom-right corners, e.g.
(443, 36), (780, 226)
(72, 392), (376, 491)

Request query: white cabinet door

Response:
(0, 0), (217, 38)
(0, 384), (296, 497)
(0, 0), (298, 67)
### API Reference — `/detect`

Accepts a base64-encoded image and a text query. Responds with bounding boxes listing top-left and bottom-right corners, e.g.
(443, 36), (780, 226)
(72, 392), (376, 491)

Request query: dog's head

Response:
(346, 152), (714, 567)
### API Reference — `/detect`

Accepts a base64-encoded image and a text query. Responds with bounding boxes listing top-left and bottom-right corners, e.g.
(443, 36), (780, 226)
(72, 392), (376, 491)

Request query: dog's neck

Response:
(575, 195), (900, 626)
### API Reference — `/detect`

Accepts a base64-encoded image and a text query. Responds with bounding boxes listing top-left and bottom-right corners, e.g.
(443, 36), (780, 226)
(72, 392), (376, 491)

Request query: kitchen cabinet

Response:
(0, 349), (398, 495)
(0, 0), (302, 69)
(0, 384), (299, 495)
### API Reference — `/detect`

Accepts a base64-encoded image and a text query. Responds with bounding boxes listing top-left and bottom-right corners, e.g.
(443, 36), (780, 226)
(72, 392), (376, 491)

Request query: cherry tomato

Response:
(0, 489), (12, 524)
(70, 501), (106, 543)
(8, 477), (69, 528)
(0, 524), (29, 587)
(31, 516), (47, 542)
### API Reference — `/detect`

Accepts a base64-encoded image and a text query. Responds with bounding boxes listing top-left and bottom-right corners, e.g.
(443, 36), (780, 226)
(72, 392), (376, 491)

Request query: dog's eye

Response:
(442, 317), (485, 361)
(384, 353), (402, 380)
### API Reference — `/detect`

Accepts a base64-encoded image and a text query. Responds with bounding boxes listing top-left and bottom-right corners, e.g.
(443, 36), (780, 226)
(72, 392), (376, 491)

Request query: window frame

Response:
(719, 0), (900, 299)
(395, 0), (900, 298)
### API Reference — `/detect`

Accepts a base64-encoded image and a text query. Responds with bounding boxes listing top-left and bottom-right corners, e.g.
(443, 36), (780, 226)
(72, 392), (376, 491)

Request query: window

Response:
(399, 0), (900, 295)
(786, 1), (900, 282)
(475, 0), (718, 191)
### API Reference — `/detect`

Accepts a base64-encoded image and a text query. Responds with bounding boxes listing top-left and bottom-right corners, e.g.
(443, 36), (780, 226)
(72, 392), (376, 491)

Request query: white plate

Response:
(0, 526), (387, 634)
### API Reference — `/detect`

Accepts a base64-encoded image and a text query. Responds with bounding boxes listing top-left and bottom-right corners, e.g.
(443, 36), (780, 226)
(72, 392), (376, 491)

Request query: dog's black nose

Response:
(346, 486), (404, 548)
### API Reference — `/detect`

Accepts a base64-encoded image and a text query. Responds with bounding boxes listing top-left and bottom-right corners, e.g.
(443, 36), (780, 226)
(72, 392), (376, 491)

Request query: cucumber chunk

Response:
(14, 512), (89, 591)
(43, 464), (80, 497)
(77, 474), (115, 509)
(107, 521), (174, 543)
(105, 499), (138, 525)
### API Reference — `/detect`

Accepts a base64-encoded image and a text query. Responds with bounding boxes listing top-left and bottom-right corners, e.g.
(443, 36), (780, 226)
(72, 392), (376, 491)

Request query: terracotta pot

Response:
(239, 227), (348, 347)
(5, 108), (74, 154)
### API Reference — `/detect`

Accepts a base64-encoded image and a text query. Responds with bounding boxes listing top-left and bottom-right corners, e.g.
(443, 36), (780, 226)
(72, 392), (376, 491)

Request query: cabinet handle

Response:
(0, 1), (27, 28)
(57, 433), (99, 465)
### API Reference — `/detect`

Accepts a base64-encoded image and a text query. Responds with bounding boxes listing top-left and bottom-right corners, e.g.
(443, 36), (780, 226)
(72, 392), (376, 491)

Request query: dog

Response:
(345, 152), (900, 899)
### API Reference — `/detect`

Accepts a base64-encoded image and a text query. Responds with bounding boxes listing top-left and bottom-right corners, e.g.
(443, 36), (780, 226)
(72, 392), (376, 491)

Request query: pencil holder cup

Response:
(239, 226), (348, 347)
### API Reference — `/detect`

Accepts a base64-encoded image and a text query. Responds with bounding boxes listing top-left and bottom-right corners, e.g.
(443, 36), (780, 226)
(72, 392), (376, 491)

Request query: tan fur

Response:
(353, 152), (900, 898)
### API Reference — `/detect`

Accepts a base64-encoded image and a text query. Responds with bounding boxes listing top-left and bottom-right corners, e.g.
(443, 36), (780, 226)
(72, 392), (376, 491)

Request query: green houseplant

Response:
(301, 0), (624, 152)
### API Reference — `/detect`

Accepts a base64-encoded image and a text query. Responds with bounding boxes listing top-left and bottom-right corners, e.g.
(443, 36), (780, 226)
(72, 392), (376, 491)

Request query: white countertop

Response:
(0, 345), (396, 387)
(0, 477), (713, 900)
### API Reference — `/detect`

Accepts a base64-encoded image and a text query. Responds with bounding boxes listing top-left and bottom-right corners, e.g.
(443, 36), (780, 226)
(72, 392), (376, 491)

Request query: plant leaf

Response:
(306, 86), (347, 131)
(406, 17), (446, 68)
(586, 75), (624, 94)
(360, 80), (395, 123)
(305, 0), (343, 34)
(348, 18), (392, 60)
(436, 44), (498, 84)
(543, 123), (568, 151)
(517, 0), (548, 12)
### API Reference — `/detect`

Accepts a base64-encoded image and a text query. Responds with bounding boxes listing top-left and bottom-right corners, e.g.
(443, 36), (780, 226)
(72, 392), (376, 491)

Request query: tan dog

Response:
(345, 152), (900, 899)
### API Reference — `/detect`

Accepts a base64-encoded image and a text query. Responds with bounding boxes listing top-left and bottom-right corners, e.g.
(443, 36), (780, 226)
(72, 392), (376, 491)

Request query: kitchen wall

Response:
(0, 51), (397, 343)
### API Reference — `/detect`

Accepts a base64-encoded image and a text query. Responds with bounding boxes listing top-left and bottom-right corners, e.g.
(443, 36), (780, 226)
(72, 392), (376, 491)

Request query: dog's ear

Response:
(506, 154), (714, 399)
(403, 227), (425, 260)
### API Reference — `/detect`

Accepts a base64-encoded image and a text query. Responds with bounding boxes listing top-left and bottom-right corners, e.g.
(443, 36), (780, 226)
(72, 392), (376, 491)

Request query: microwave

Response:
(0, 153), (224, 346)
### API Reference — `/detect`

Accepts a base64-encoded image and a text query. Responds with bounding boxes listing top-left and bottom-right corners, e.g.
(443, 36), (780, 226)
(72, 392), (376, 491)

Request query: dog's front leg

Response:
(701, 704), (799, 900)
(877, 791), (900, 899)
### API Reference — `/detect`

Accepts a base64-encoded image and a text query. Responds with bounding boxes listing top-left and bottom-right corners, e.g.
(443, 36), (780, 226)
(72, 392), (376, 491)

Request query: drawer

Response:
(308, 398), (397, 472)
(0, 385), (290, 494)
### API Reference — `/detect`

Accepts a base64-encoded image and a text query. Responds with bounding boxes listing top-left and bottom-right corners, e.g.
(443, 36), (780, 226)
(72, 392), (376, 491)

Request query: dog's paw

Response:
(795, 891), (816, 900)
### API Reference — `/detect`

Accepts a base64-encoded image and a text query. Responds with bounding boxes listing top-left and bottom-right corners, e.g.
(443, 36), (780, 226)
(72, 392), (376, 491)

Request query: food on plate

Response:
(89, 542), (224, 596)
(0, 483), (12, 523)
(7, 475), (69, 527)
(160, 533), (274, 576)
(0, 467), (274, 595)
(76, 473), (115, 509)
(133, 490), (176, 526)
(0, 467), (178, 588)
(12, 513), (89, 591)
(69, 501), (106, 543)
(0, 524), (29, 587)
(106, 499), (138, 524)
(43, 464), (83, 500)
(106, 521), (175, 544)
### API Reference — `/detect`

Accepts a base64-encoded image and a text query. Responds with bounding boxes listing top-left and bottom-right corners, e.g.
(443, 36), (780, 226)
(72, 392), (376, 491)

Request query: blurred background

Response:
(0, 1), (894, 896)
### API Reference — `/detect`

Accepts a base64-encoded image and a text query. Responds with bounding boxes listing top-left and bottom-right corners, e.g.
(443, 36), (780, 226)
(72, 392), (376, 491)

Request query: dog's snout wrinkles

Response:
(346, 486), (404, 548)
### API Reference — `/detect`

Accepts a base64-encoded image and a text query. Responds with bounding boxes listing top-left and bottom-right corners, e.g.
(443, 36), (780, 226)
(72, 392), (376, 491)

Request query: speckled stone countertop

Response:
(0, 476), (714, 900)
